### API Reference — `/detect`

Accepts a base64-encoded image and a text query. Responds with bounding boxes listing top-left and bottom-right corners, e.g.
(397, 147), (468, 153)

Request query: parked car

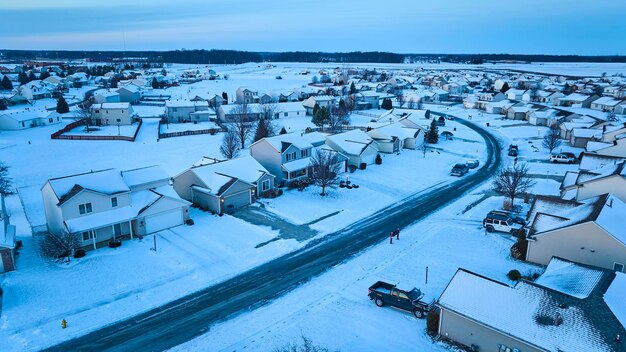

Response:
(450, 163), (470, 176)
(550, 153), (576, 164)
(561, 152), (578, 161)
(466, 159), (480, 169)
(483, 212), (524, 234)
(368, 281), (434, 318)
(486, 210), (526, 226)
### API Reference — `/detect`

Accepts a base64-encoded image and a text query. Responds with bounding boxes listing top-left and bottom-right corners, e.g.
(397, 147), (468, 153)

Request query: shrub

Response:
(348, 165), (357, 173)
(426, 309), (440, 336)
(359, 162), (367, 170)
(375, 154), (382, 165)
(185, 219), (195, 226)
(507, 269), (522, 281)
(277, 188), (283, 196)
(73, 249), (86, 258)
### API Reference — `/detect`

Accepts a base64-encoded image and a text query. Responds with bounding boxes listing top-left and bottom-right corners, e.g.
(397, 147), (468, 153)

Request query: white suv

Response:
(483, 213), (524, 235)
(550, 153), (576, 164)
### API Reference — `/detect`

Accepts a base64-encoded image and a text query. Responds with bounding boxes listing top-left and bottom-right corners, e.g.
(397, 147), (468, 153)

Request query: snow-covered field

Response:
(159, 121), (220, 133)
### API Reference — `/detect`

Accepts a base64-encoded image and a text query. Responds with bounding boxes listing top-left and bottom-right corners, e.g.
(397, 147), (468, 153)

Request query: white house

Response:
(165, 100), (211, 123)
(0, 110), (62, 130)
(91, 102), (135, 125)
(41, 167), (191, 250)
(590, 97), (622, 113)
(274, 102), (306, 118)
(366, 122), (422, 152)
(325, 130), (379, 167)
(93, 89), (121, 104)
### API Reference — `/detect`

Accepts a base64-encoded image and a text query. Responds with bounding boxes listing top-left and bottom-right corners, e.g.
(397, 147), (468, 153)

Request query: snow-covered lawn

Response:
(171, 184), (541, 352)
(64, 123), (140, 137)
(160, 121), (220, 133)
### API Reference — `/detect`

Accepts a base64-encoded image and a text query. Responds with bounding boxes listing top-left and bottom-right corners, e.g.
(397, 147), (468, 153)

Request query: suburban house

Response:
(579, 152), (626, 171)
(302, 96), (337, 115)
(217, 103), (262, 122)
(590, 97), (622, 113)
(556, 93), (599, 108)
(165, 100), (211, 123)
(505, 88), (527, 101)
(527, 108), (559, 126)
(525, 193), (626, 272)
(505, 104), (534, 120)
(236, 87), (259, 104)
(93, 89), (121, 104)
(436, 261), (626, 352)
(274, 102), (306, 118)
(249, 133), (316, 185)
(326, 129), (379, 167)
(570, 127), (603, 148)
(1, 199), (17, 273)
(173, 156), (274, 214)
(366, 122), (422, 153)
(116, 84), (142, 104)
(16, 80), (53, 100)
(587, 135), (626, 157)
(485, 100), (514, 115)
(91, 102), (135, 125)
(0, 110), (62, 130)
(475, 91), (506, 110)
(41, 166), (191, 250)
(560, 162), (626, 203)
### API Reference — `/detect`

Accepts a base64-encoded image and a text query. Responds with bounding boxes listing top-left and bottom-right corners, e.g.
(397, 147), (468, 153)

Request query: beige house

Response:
(91, 102), (135, 125)
(325, 129), (379, 167)
(437, 261), (625, 352)
(525, 194), (626, 272)
(366, 122), (422, 153)
(41, 166), (190, 250)
(561, 162), (626, 203)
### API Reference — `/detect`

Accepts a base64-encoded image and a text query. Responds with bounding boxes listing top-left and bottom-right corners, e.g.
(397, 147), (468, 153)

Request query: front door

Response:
(113, 223), (122, 239)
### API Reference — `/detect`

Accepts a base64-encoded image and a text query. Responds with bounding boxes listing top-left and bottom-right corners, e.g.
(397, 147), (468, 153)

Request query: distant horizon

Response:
(1, 0), (624, 55)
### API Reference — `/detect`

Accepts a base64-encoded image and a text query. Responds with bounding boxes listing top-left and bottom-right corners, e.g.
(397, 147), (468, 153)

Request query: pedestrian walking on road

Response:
(389, 232), (394, 244)
(395, 228), (400, 240)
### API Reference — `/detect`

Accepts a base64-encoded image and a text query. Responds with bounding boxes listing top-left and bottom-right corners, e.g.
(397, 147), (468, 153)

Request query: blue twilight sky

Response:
(1, 0), (624, 54)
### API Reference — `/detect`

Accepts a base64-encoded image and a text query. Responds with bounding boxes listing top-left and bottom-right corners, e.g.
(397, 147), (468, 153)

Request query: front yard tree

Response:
(232, 103), (253, 149)
(426, 119), (439, 144)
(1, 75), (12, 90)
(500, 82), (510, 93)
(492, 163), (536, 209)
(220, 127), (241, 159)
(151, 77), (159, 89)
(349, 82), (357, 94)
(381, 98), (393, 110)
(0, 99), (7, 111)
(310, 149), (342, 196)
(56, 96), (69, 114)
(312, 106), (330, 130)
(542, 123), (562, 153)
(39, 231), (81, 262)
(259, 102), (278, 120)
(254, 117), (275, 142)
(328, 106), (350, 133)
(75, 97), (95, 132)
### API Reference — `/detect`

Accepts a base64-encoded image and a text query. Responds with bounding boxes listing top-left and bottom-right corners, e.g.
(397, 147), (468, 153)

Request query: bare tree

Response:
(260, 102), (279, 120)
(231, 103), (254, 149)
(310, 149), (342, 196)
(39, 231), (81, 262)
(396, 92), (406, 107)
(220, 127), (241, 159)
(328, 106), (350, 133)
(75, 97), (95, 132)
(542, 123), (562, 153)
(607, 111), (618, 122)
(493, 163), (536, 209)
(408, 98), (416, 109)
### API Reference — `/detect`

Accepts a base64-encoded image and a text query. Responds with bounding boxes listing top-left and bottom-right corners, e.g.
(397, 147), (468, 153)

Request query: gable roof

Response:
(47, 169), (130, 203)
(253, 133), (313, 153)
(191, 155), (272, 184)
(121, 165), (171, 189)
(325, 129), (377, 156)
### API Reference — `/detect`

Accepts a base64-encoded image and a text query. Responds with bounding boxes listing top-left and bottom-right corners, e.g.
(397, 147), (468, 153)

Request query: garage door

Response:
(223, 191), (251, 211)
(145, 210), (183, 234)
(361, 150), (377, 165)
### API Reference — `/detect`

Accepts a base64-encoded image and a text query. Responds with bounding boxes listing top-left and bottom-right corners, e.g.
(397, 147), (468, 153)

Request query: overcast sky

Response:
(1, 0), (624, 55)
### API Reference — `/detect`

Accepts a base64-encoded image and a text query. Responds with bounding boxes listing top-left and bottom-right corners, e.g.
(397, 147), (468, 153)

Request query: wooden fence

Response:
(51, 119), (143, 142)
(158, 120), (226, 139)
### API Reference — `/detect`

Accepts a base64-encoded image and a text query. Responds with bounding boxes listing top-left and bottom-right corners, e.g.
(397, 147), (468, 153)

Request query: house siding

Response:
(439, 309), (545, 352)
(527, 222), (626, 271)
(576, 176), (626, 204)
(250, 140), (284, 183)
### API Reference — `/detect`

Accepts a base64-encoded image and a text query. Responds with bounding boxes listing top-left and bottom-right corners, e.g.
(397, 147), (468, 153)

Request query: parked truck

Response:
(368, 281), (434, 318)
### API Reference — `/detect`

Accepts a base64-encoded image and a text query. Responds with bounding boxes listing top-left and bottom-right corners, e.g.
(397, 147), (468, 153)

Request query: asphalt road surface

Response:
(45, 117), (502, 352)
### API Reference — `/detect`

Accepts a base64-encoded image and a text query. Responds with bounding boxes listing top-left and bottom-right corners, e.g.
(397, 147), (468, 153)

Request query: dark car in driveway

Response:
(451, 163), (470, 176)
(368, 281), (434, 318)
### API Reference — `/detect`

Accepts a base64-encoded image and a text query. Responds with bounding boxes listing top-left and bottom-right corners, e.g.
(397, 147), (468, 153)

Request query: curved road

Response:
(45, 116), (501, 352)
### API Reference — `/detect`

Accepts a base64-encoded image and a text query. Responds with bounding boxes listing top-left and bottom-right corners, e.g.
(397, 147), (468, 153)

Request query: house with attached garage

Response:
(178, 155), (275, 199)
(41, 166), (190, 250)
(436, 260), (626, 352)
(325, 129), (379, 167)
(525, 193), (626, 273)
(115, 84), (142, 104)
(91, 102), (135, 125)
(93, 89), (121, 104)
(16, 80), (53, 100)
(249, 133), (316, 185)
(587, 135), (626, 158)
(236, 87), (259, 104)
(366, 122), (422, 153)
(0, 110), (62, 130)
(560, 162), (626, 203)
(274, 102), (306, 118)
(527, 108), (559, 126)
(302, 96), (336, 115)
(556, 93), (599, 108)
(165, 100), (211, 123)
(590, 96), (623, 113)
(217, 103), (262, 122)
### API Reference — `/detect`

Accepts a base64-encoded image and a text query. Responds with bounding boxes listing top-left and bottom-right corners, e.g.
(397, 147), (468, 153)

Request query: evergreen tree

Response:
(222, 92), (228, 104)
(18, 72), (28, 85)
(0, 99), (7, 111)
(27, 72), (37, 82)
(349, 82), (357, 94)
(1, 75), (12, 90)
(500, 82), (510, 93)
(381, 98), (393, 110)
(312, 103), (320, 117)
(426, 119), (439, 144)
(56, 96), (70, 114)
(40, 71), (51, 80)
(151, 77), (159, 89)
(312, 106), (330, 129)
(253, 118), (273, 142)
(279, 127), (288, 135)
(110, 77), (119, 88)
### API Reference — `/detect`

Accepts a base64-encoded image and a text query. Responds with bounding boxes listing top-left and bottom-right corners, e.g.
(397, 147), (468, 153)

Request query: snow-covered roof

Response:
(326, 129), (376, 156)
(282, 157), (312, 172)
(301, 131), (328, 147)
(165, 100), (207, 108)
(535, 257), (603, 299)
(580, 153), (625, 171)
(592, 96), (622, 107)
(438, 269), (615, 352)
(275, 102), (306, 112)
(191, 155), (272, 184)
(92, 102), (131, 110)
(572, 128), (602, 139)
(121, 165), (170, 190)
(604, 272), (626, 329)
(586, 141), (614, 152)
(260, 133), (313, 153)
(367, 122), (420, 141)
(48, 169), (130, 201)
(220, 103), (261, 115)
(560, 93), (593, 102)
(65, 205), (136, 233)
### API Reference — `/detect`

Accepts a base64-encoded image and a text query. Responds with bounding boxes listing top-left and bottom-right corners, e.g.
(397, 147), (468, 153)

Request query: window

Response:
(284, 112), (288, 117)
(79, 202), (93, 215)
(21, 122), (25, 127)
(301, 149), (309, 158)
(111, 197), (118, 207)
(116, 118), (121, 122)
(57, 117), (60, 121)
(615, 263), (625, 272)
(262, 179), (271, 191)
(49, 118), (53, 123)
(82, 231), (94, 241)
